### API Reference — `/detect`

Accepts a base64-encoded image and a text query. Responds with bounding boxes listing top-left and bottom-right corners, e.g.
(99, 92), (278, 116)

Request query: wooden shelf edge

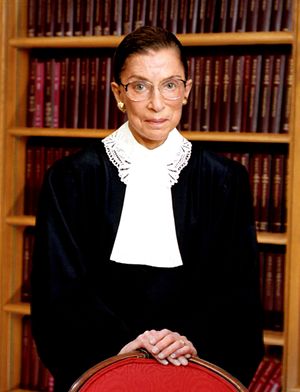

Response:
(8, 128), (291, 143)
(9, 32), (294, 48)
(264, 330), (285, 347)
(257, 232), (287, 245)
(6, 215), (35, 226)
(3, 302), (30, 315)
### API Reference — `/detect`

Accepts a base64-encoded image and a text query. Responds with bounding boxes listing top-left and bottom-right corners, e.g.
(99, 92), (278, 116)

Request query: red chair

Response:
(69, 350), (248, 391)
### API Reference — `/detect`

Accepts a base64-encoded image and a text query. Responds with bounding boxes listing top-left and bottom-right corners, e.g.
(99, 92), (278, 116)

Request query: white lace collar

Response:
(102, 122), (192, 187)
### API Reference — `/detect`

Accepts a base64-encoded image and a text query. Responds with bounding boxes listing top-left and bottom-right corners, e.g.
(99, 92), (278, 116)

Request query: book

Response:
(27, 57), (37, 127)
(230, 54), (245, 132)
(36, 0), (46, 36)
(246, 54), (262, 132)
(249, 153), (262, 231)
(246, 0), (259, 31)
(280, 55), (293, 133)
(45, 0), (55, 36)
(226, 0), (239, 32)
(66, 57), (80, 128)
(269, 154), (286, 232)
(27, 0), (37, 37)
(210, 55), (223, 131)
(54, 0), (65, 36)
(122, 0), (134, 34)
(177, 0), (187, 34)
(52, 59), (61, 128)
(273, 252), (285, 331)
(133, 0), (146, 31)
(200, 56), (213, 131)
(78, 57), (89, 129)
(281, 0), (293, 31)
(270, 0), (284, 31)
(84, 0), (94, 35)
(94, 0), (103, 35)
(259, 154), (272, 231)
(257, 0), (272, 31)
(219, 54), (234, 132)
(44, 59), (53, 128)
(236, 0), (249, 32)
(186, 0), (199, 33)
(268, 54), (286, 133)
(145, 0), (159, 27)
(112, 0), (123, 35)
(257, 54), (275, 133)
(263, 253), (275, 328)
(192, 56), (205, 131)
(168, 0), (179, 33)
(204, 0), (217, 32)
(34, 61), (45, 127)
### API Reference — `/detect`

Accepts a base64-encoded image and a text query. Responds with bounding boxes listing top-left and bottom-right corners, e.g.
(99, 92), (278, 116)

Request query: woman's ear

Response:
(111, 81), (122, 103)
(184, 79), (193, 99)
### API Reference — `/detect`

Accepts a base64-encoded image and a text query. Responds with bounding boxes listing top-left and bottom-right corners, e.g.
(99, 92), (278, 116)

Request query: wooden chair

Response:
(69, 350), (249, 391)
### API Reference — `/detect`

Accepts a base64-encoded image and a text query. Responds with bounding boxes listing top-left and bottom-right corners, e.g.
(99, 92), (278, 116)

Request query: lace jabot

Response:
(102, 122), (192, 187)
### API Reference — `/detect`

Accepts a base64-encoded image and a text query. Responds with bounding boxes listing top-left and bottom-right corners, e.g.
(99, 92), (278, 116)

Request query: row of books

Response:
(21, 316), (54, 391)
(27, 0), (293, 38)
(259, 250), (285, 331)
(221, 151), (287, 233)
(27, 51), (292, 134)
(249, 356), (282, 392)
(24, 144), (287, 233)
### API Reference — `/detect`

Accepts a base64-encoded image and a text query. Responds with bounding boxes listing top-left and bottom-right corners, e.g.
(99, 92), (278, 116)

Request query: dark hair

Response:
(113, 26), (188, 84)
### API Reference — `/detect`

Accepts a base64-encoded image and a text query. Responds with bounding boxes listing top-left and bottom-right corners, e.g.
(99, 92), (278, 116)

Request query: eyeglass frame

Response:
(119, 78), (187, 102)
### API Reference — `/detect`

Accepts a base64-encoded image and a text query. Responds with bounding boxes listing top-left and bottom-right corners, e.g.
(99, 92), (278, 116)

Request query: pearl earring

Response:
(183, 98), (188, 105)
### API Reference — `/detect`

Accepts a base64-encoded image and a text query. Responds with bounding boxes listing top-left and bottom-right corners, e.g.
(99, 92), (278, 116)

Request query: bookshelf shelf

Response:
(264, 331), (285, 347)
(9, 127), (291, 144)
(4, 302), (30, 315)
(9, 32), (294, 49)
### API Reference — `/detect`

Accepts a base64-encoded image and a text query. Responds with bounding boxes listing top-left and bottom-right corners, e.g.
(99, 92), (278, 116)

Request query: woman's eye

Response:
(134, 82), (146, 92)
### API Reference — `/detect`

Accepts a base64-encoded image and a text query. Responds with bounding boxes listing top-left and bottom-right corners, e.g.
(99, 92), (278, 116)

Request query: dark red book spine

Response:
(192, 56), (204, 131)
(280, 55), (293, 133)
(230, 55), (245, 132)
(269, 54), (286, 133)
(122, 0), (134, 34)
(52, 59), (61, 128)
(210, 56), (223, 131)
(259, 153), (272, 231)
(27, 0), (37, 37)
(33, 61), (45, 127)
(219, 55), (234, 132)
(200, 56), (212, 132)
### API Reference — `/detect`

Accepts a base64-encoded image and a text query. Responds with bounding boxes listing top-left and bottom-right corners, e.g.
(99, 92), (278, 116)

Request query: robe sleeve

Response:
(30, 152), (131, 391)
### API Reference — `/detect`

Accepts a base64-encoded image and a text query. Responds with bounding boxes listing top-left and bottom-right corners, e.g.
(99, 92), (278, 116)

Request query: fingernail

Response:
(162, 360), (168, 365)
(149, 338), (156, 345)
(158, 353), (164, 359)
(170, 353), (176, 359)
(152, 346), (159, 354)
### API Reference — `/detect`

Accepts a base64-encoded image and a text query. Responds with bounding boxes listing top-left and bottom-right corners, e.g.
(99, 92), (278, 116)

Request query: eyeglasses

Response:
(120, 78), (187, 102)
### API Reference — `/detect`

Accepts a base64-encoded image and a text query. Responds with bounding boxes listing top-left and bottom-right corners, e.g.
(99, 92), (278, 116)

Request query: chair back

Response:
(69, 350), (248, 391)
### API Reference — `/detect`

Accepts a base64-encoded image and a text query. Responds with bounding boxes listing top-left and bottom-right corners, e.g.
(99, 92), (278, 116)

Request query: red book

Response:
(168, 0), (179, 33)
(246, 0), (259, 31)
(21, 317), (32, 389)
(257, 0), (272, 31)
(45, 0), (55, 36)
(251, 358), (281, 392)
(88, 56), (100, 129)
(281, 0), (293, 31)
(66, 57), (80, 128)
(36, 0), (46, 36)
(236, 0), (249, 32)
(226, 0), (239, 32)
(25, 146), (34, 214)
(44, 59), (53, 128)
(133, 0), (146, 31)
(210, 56), (223, 131)
(280, 55), (293, 133)
(84, 0), (94, 35)
(112, 0), (123, 35)
(122, 0), (134, 34)
(78, 57), (89, 129)
(98, 57), (112, 129)
(270, 0), (284, 31)
(27, 57), (37, 127)
(145, 0), (158, 27)
(246, 54), (262, 132)
(59, 58), (68, 127)
(197, 0), (207, 33)
(192, 56), (205, 131)
(186, 0), (199, 33)
(249, 357), (270, 391)
(200, 56), (213, 132)
(34, 60), (45, 127)
(54, 0), (65, 36)
(249, 153), (263, 231)
(157, 0), (168, 30)
(273, 252), (285, 331)
(27, 0), (37, 37)
(204, 0), (217, 32)
(269, 54), (287, 133)
(270, 154), (286, 232)
(65, 0), (74, 37)
(94, 0), (103, 35)
(257, 54), (275, 133)
(219, 55), (234, 132)
(52, 59), (61, 128)
(263, 252), (274, 329)
(21, 230), (34, 302)
(216, 0), (228, 32)
(177, 0), (188, 33)
(259, 153), (272, 231)
(33, 146), (46, 214)
(74, 0), (83, 36)
(102, 0), (111, 35)
(241, 55), (251, 132)
(264, 362), (282, 392)
(230, 55), (245, 132)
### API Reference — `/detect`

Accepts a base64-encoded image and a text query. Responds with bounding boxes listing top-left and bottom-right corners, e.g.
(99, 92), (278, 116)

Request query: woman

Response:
(31, 26), (264, 391)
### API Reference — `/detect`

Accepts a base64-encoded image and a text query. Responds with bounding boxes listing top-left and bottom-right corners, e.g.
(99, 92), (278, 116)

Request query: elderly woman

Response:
(31, 26), (264, 391)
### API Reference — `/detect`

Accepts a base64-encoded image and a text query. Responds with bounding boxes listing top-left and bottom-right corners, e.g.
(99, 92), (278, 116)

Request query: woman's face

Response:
(111, 48), (192, 149)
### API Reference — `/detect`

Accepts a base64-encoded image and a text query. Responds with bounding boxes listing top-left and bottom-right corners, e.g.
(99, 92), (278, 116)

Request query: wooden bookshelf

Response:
(1, 1), (300, 391)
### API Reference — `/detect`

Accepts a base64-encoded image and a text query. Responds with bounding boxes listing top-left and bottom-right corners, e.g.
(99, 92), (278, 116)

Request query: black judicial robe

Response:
(31, 141), (264, 391)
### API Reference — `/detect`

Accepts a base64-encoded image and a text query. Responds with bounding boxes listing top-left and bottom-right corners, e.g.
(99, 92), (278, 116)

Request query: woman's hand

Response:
(119, 329), (197, 366)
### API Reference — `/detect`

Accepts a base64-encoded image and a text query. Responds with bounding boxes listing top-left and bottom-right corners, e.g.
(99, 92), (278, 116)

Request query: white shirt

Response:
(102, 122), (191, 267)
